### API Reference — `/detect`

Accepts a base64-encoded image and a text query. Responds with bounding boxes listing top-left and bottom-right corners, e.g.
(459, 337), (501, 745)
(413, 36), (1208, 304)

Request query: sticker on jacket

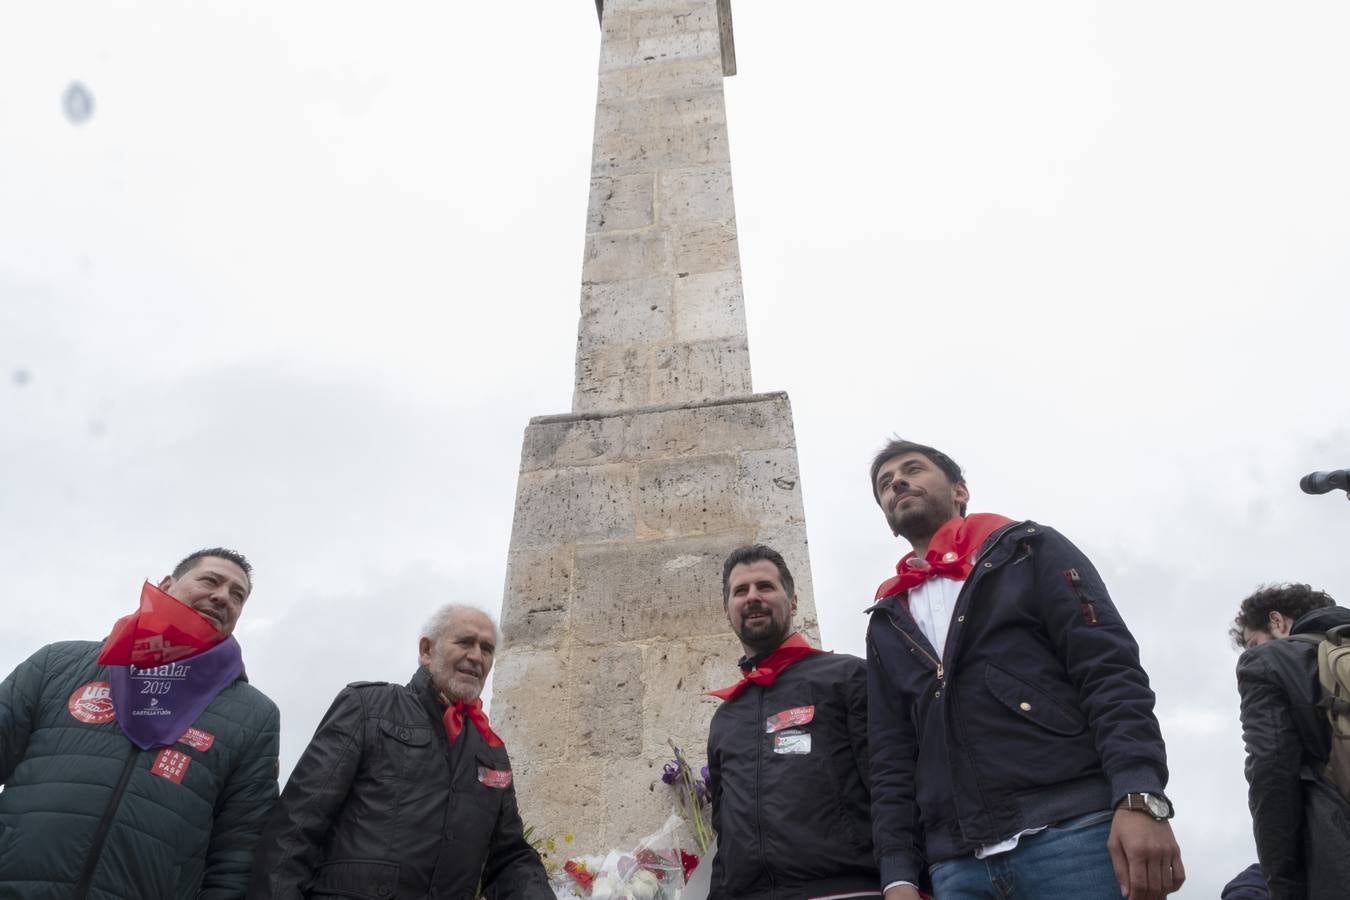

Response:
(177, 726), (215, 752)
(151, 748), (192, 784)
(68, 681), (116, 725)
(765, 705), (814, 733)
(772, 728), (811, 755)
(477, 766), (512, 789)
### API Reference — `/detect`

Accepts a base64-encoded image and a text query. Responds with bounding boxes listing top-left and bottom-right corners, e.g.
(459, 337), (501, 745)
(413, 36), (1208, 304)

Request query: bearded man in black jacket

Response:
(705, 544), (879, 900)
(1232, 583), (1350, 900)
(248, 604), (550, 900)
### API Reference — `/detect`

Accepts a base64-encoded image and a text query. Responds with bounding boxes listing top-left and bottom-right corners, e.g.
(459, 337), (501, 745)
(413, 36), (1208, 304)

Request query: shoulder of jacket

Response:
(799, 650), (866, 673)
(346, 680), (392, 689)
(44, 640), (101, 660)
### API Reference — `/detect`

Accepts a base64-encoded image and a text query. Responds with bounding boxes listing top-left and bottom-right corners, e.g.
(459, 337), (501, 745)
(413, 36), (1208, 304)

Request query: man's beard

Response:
(429, 657), (483, 703)
(886, 494), (955, 542)
(735, 612), (791, 655)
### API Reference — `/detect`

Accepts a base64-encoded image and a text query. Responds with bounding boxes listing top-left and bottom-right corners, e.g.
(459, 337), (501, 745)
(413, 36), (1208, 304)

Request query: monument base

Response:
(493, 391), (816, 853)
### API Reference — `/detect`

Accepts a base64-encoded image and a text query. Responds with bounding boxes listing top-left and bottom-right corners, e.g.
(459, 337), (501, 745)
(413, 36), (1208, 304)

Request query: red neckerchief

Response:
(708, 632), (825, 701)
(874, 513), (1017, 602)
(442, 696), (504, 748)
(97, 581), (226, 667)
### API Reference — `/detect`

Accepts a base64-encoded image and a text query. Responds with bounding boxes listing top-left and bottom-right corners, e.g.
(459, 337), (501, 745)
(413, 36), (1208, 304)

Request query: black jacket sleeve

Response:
(1030, 528), (1168, 802)
(866, 628), (924, 889)
(706, 716), (726, 900)
(478, 765), (553, 900)
(1237, 648), (1308, 900)
(247, 687), (366, 899)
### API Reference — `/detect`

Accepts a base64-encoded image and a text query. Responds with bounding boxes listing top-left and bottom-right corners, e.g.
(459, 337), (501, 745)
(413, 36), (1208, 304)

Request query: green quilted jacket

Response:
(0, 640), (280, 899)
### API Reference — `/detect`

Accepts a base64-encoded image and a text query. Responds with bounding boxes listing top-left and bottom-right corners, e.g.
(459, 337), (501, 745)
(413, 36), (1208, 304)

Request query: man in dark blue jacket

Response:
(864, 439), (1184, 900)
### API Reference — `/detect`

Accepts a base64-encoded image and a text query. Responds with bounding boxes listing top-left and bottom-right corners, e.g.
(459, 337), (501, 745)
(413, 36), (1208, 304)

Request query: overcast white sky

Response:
(2, 2), (1348, 894)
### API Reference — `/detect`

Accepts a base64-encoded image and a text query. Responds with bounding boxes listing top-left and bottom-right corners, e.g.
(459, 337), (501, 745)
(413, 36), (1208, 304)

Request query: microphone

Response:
(1299, 470), (1350, 495)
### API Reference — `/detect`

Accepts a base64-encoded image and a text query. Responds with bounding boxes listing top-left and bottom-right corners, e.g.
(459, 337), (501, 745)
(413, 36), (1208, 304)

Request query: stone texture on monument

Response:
(494, 0), (816, 856)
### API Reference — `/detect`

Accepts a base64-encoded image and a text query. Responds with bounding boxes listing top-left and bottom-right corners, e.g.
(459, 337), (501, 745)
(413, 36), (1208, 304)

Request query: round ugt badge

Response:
(68, 681), (117, 725)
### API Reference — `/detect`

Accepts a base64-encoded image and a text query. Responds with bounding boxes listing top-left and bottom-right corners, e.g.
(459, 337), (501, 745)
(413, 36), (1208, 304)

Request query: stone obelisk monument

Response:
(492, 0), (817, 851)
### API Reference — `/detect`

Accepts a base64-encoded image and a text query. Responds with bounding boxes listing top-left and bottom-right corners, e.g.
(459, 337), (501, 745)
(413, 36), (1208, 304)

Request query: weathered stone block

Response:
(571, 644), (645, 758)
(593, 756), (671, 852)
(674, 222), (739, 274)
(659, 165), (735, 224)
(640, 633), (739, 755)
(583, 230), (671, 283)
(587, 174), (655, 233)
(576, 277), (673, 357)
(505, 756), (602, 846)
(500, 544), (574, 648)
(491, 649), (571, 762)
(630, 5), (720, 39)
(574, 345), (651, 411)
(595, 93), (725, 138)
(509, 465), (637, 546)
(622, 394), (796, 460)
(521, 415), (627, 473)
(673, 270), (745, 342)
(598, 58), (724, 103)
(650, 338), (751, 404)
(603, 31), (721, 70)
(592, 125), (729, 175)
(735, 447), (806, 528)
(636, 454), (739, 537)
(600, 10), (630, 43)
(572, 532), (751, 644)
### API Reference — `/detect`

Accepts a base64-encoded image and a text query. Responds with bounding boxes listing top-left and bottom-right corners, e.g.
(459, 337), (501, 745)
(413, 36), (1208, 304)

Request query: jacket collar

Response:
(863, 519), (1029, 615)
(1293, 605), (1350, 635)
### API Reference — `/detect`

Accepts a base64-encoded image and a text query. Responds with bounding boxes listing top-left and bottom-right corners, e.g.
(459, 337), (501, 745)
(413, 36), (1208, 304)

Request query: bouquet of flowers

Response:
(553, 814), (695, 900)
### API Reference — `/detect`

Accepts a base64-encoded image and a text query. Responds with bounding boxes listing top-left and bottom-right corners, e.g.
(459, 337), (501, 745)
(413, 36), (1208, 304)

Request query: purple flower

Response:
(700, 766), (710, 782)
(661, 760), (680, 785)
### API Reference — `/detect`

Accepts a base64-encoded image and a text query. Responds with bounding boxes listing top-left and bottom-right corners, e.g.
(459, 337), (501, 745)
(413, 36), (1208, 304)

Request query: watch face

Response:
(1144, 794), (1171, 818)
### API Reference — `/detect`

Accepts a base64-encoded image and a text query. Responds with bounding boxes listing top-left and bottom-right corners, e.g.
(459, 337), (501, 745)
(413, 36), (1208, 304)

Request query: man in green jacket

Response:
(0, 548), (280, 899)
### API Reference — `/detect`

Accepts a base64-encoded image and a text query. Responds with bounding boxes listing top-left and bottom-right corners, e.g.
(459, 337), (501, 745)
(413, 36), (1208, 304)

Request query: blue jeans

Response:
(928, 810), (1120, 899)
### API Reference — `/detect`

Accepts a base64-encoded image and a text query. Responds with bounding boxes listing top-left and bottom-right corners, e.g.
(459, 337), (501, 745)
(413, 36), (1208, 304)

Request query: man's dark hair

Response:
(1229, 582), (1335, 649)
(869, 438), (967, 516)
(722, 545), (794, 606)
(173, 547), (254, 586)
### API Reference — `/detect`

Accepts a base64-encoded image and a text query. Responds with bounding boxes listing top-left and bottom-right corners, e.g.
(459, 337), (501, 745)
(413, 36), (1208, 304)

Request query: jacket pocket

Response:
(311, 858), (400, 899)
(984, 663), (1086, 737)
(378, 720), (431, 746)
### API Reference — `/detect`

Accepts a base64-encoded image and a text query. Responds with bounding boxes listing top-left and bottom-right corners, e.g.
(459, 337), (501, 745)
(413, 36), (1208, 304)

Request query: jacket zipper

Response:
(753, 686), (776, 894)
(74, 742), (140, 899)
(882, 522), (1020, 686)
(937, 523), (1018, 679)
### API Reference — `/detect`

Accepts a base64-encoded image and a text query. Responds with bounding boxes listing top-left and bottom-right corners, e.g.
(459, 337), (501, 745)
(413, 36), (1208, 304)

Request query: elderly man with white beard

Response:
(248, 604), (551, 900)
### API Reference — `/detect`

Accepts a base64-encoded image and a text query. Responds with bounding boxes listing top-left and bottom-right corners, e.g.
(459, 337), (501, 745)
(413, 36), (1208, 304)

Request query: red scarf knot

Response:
(874, 513), (1018, 602)
(442, 697), (504, 748)
(708, 632), (825, 701)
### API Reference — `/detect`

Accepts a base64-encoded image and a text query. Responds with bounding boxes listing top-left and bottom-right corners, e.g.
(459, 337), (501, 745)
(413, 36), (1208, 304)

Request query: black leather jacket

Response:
(1237, 606), (1350, 900)
(247, 668), (550, 900)
(706, 650), (878, 900)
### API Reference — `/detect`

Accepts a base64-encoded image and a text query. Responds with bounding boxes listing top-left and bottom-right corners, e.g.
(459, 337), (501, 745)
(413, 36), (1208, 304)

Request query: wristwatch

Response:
(1117, 792), (1174, 821)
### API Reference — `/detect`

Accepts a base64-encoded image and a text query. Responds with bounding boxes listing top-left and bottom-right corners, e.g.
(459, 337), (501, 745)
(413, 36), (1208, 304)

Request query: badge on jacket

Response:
(477, 766), (512, 789)
(765, 705), (814, 733)
(772, 728), (812, 754)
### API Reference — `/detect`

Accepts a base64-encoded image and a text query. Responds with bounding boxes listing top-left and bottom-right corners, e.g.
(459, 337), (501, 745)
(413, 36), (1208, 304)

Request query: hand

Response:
(1107, 808), (1185, 899)
(883, 886), (923, 900)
